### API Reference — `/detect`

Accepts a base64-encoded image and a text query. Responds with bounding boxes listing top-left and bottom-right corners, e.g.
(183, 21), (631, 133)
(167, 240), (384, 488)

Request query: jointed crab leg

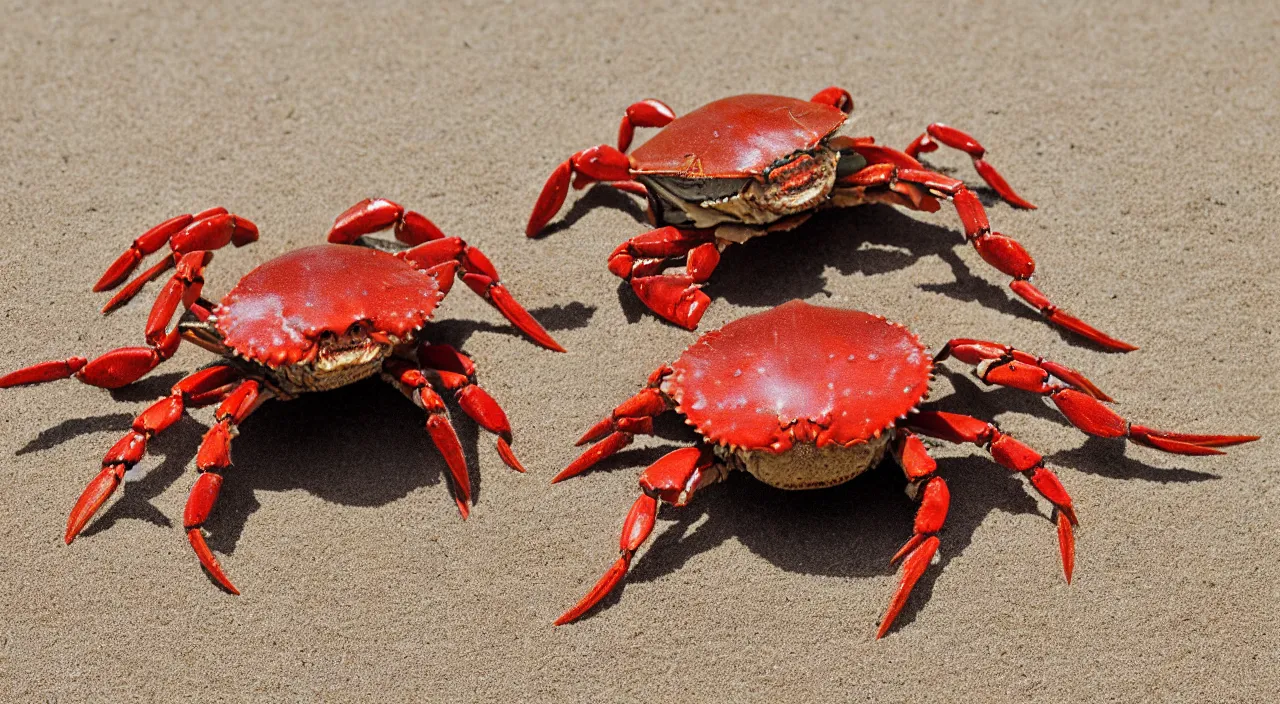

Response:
(383, 359), (476, 519)
(400, 237), (564, 352)
(327, 198), (448, 247)
(879, 431), (947, 639)
(0, 321), (183, 390)
(838, 149), (1135, 351)
(554, 366), (675, 483)
(528, 99), (676, 237)
(905, 411), (1079, 583)
(418, 343), (526, 473)
(948, 350), (1260, 454)
(62, 365), (244, 544)
(616, 99), (677, 153)
(527, 144), (633, 237)
(937, 338), (1111, 401)
(905, 123), (1036, 209)
(185, 378), (272, 595)
(556, 446), (719, 625)
(96, 208), (259, 309)
(607, 227), (721, 329)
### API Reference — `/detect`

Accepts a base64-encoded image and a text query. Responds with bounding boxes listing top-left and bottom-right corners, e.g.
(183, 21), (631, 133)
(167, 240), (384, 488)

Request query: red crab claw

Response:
(527, 144), (632, 237)
(905, 123), (1036, 209)
(402, 237), (564, 352)
(327, 198), (447, 246)
(1048, 389), (1259, 454)
(630, 275), (711, 330)
(617, 99), (677, 153)
(556, 447), (712, 626)
(810, 86), (854, 113)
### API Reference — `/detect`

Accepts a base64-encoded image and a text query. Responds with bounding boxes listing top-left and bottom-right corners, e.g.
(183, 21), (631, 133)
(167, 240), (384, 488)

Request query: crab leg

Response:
(383, 359), (477, 519)
(327, 198), (447, 247)
(555, 366), (675, 483)
(810, 86), (855, 113)
(96, 208), (258, 309)
(556, 446), (720, 625)
(526, 144), (633, 236)
(905, 123), (1036, 209)
(400, 237), (564, 352)
(0, 322), (183, 390)
(904, 411), (1079, 583)
(879, 431), (948, 638)
(937, 338), (1112, 401)
(62, 365), (244, 544)
(184, 378), (272, 595)
(417, 343), (526, 473)
(955, 355), (1259, 454)
(838, 151), (1136, 351)
(616, 99), (677, 153)
(607, 226), (721, 329)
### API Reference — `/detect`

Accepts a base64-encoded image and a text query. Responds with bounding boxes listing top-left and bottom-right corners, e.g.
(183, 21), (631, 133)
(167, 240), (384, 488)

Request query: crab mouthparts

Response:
(741, 149), (838, 216)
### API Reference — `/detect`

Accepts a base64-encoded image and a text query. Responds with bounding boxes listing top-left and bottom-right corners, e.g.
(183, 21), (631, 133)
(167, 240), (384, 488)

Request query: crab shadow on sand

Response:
(561, 183), (1125, 353)
(17, 303), (595, 588)
(560, 364), (1218, 636)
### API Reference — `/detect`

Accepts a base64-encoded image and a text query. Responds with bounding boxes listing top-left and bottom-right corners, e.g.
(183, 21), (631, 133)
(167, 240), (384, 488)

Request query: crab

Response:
(526, 88), (1135, 350)
(551, 301), (1255, 636)
(1, 198), (564, 593)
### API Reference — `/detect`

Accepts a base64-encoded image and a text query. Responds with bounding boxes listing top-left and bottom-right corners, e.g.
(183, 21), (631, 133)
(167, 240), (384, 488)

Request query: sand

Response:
(1, 1), (1276, 701)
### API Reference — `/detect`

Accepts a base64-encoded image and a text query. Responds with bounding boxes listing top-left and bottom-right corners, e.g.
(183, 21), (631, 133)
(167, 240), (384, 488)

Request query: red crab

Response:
(1, 199), (563, 593)
(527, 88), (1133, 350)
(552, 301), (1255, 636)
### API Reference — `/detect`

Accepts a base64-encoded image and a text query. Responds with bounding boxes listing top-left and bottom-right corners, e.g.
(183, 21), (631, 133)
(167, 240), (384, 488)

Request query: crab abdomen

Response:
(214, 244), (443, 367)
(629, 94), (847, 179)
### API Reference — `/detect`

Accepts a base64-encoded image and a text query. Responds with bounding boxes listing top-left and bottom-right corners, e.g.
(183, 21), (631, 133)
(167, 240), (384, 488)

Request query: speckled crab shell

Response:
(662, 300), (933, 453)
(214, 244), (446, 367)
(628, 94), (848, 179)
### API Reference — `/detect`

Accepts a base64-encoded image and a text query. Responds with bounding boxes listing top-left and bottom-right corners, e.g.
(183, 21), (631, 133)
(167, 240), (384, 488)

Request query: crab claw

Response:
(630, 275), (710, 330)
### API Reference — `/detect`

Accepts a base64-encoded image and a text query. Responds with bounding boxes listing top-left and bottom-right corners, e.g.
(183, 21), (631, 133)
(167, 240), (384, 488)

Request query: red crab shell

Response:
(629, 94), (848, 178)
(215, 244), (446, 367)
(663, 300), (933, 452)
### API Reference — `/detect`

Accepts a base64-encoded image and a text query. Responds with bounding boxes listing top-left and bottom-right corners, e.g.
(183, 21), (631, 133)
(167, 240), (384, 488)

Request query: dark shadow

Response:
(200, 378), (491, 557)
(535, 187), (649, 239)
(427, 302), (596, 348)
(583, 197), (1124, 352)
(109, 372), (187, 402)
(26, 377), (503, 562)
(1046, 437), (1218, 484)
(565, 377), (1221, 633)
(17, 413), (134, 455)
(569, 453), (1044, 634)
(80, 419), (205, 537)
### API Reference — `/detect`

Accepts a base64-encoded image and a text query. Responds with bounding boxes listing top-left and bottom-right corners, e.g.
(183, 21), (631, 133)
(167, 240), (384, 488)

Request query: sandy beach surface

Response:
(1, 1), (1276, 701)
